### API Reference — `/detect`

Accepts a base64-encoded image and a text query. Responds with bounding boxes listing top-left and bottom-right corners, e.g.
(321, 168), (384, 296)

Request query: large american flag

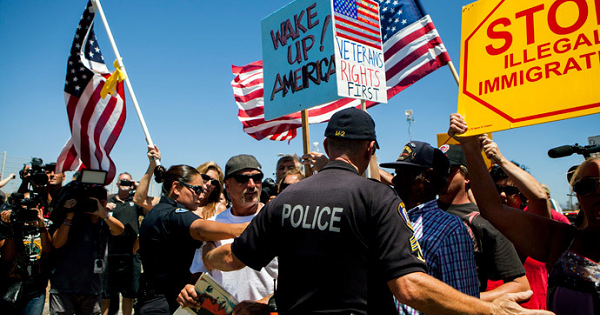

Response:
(235, 0), (450, 141)
(333, 0), (382, 50)
(56, 0), (125, 184)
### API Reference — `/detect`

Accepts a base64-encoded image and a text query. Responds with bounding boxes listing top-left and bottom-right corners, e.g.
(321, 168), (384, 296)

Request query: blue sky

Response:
(0, 0), (597, 208)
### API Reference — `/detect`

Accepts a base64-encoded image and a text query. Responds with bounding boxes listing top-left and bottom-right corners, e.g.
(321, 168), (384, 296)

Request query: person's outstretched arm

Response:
(133, 145), (161, 212)
(189, 220), (249, 243)
(483, 138), (551, 218)
(0, 173), (16, 189)
(448, 113), (569, 263)
(480, 275), (530, 302)
(203, 243), (246, 271)
(390, 271), (552, 315)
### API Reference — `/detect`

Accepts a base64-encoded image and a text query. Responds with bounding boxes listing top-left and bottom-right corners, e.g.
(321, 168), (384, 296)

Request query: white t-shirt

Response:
(189, 208), (278, 302)
(189, 216), (215, 274)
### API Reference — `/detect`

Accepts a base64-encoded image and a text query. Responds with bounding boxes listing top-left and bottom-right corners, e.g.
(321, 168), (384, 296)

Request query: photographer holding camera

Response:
(48, 183), (124, 315)
(102, 172), (145, 315)
(17, 158), (64, 218)
(0, 192), (52, 315)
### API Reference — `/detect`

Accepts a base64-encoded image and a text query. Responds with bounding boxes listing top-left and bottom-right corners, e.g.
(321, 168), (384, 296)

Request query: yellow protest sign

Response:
(458, 0), (600, 136)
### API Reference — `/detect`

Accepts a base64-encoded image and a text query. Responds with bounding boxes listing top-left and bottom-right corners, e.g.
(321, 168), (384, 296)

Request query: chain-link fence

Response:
(0, 151), (163, 200)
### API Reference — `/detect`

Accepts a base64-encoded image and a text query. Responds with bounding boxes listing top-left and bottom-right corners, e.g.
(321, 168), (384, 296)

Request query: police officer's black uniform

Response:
(231, 160), (427, 315)
(137, 196), (201, 314)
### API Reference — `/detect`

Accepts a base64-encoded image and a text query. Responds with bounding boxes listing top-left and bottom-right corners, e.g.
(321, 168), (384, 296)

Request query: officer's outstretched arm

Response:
(189, 219), (248, 242)
(389, 272), (551, 315)
(205, 243), (246, 272)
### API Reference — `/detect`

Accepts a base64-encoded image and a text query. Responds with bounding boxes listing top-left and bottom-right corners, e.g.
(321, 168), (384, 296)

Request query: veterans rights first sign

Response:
(458, 0), (600, 136)
(333, 0), (387, 103)
(261, 0), (386, 121)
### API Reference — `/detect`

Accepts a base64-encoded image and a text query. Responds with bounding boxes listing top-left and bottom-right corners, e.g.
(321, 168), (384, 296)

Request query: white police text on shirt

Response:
(281, 204), (343, 232)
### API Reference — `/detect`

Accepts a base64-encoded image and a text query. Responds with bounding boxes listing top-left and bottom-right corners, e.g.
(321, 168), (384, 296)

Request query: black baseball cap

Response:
(225, 154), (262, 179)
(380, 141), (450, 176)
(439, 144), (467, 167)
(325, 107), (379, 149)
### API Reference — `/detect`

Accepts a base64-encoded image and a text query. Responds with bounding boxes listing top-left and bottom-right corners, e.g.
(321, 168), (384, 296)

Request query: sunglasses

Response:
(496, 185), (520, 196)
(232, 173), (264, 184)
(573, 177), (600, 196)
(179, 181), (205, 195)
(200, 174), (220, 187)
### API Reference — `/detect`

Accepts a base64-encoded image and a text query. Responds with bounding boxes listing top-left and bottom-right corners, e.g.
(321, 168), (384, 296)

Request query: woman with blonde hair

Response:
(196, 161), (227, 219)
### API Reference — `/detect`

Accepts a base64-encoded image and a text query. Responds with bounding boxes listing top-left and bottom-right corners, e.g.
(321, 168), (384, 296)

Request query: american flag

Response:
(233, 61), (379, 141)
(234, 0), (449, 141)
(380, 0), (450, 97)
(56, 0), (125, 184)
(333, 0), (382, 50)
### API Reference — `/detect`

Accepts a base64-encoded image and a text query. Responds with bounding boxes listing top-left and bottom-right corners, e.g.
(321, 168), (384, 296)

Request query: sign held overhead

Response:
(457, 0), (600, 136)
(261, 0), (386, 121)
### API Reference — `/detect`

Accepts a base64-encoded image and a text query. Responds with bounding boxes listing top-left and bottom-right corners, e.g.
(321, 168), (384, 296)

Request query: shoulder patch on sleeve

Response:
(397, 202), (413, 230)
(398, 202), (425, 262)
(175, 208), (188, 213)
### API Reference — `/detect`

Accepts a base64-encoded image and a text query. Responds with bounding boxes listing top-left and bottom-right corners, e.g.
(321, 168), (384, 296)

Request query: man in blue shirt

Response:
(381, 141), (479, 315)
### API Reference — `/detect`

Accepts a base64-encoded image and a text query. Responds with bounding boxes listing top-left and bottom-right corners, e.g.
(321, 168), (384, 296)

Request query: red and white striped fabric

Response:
(380, 0), (451, 99)
(232, 61), (379, 141)
(232, 0), (449, 141)
(56, 1), (125, 184)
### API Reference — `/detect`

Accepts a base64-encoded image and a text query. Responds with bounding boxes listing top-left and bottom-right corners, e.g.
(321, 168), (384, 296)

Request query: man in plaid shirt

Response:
(381, 141), (479, 315)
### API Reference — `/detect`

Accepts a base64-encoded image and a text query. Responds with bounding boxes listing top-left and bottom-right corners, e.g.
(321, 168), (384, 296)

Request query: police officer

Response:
(136, 164), (248, 315)
(185, 108), (549, 315)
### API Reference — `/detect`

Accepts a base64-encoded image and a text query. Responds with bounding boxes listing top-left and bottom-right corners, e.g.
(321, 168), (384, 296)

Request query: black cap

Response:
(225, 154), (262, 179)
(325, 108), (379, 149)
(439, 144), (467, 167)
(380, 141), (450, 176)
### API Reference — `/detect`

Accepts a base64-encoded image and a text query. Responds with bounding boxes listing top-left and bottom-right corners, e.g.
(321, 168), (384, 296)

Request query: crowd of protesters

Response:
(0, 109), (597, 315)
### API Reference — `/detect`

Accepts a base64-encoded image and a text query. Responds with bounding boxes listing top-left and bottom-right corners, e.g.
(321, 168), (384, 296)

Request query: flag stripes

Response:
(233, 0), (450, 141)
(55, 0), (125, 184)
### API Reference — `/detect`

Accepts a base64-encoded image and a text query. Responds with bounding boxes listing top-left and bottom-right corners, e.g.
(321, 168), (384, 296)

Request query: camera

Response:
(119, 179), (134, 187)
(6, 192), (43, 221)
(59, 169), (108, 213)
(260, 178), (278, 203)
(0, 192), (44, 239)
(19, 157), (56, 187)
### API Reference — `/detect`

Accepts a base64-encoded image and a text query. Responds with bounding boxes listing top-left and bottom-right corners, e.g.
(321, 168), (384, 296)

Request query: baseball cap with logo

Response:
(439, 144), (467, 167)
(324, 107), (379, 149)
(380, 141), (450, 176)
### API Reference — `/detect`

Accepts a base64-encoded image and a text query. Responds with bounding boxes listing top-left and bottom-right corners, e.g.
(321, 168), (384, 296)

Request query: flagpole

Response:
(447, 60), (460, 86)
(91, 0), (161, 166)
(360, 99), (371, 179)
(301, 109), (312, 178)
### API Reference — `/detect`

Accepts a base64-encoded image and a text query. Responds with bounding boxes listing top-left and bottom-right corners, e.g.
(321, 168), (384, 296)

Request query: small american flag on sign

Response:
(333, 0), (382, 50)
